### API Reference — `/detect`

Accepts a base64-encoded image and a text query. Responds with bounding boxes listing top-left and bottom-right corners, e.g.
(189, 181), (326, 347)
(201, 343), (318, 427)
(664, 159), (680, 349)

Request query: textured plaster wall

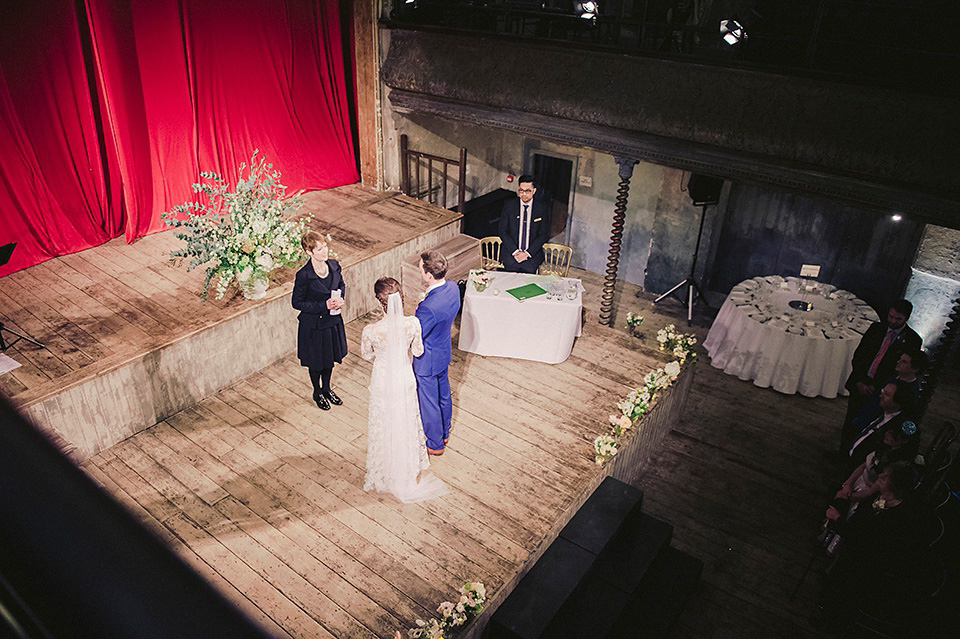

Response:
(386, 108), (670, 287)
(905, 225), (960, 349)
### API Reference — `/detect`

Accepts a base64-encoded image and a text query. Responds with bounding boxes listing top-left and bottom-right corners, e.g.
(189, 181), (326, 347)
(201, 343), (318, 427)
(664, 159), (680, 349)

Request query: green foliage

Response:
(163, 151), (311, 300)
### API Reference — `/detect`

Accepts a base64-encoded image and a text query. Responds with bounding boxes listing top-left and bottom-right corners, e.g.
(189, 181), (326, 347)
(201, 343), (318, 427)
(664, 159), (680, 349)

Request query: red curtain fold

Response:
(0, 0), (358, 278)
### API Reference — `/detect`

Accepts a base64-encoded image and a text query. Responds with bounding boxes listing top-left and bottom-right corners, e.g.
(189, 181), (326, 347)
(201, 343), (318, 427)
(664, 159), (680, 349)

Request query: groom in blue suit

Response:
(414, 250), (461, 455)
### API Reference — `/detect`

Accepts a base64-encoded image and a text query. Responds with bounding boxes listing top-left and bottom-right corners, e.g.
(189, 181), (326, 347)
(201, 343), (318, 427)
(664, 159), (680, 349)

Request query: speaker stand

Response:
(652, 203), (714, 326)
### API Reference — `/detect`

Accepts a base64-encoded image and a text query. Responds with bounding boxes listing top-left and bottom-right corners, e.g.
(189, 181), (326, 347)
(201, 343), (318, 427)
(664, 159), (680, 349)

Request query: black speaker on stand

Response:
(652, 174), (724, 325)
(0, 243), (45, 351)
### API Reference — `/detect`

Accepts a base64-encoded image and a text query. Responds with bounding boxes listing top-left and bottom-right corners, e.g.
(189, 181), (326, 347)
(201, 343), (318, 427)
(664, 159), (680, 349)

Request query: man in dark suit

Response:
(839, 299), (922, 455)
(498, 175), (551, 273)
(845, 380), (917, 474)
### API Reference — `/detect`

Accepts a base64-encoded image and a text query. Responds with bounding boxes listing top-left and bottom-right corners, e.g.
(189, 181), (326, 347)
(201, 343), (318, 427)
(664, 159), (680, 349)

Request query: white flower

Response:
(664, 361), (681, 379)
(255, 254), (274, 270)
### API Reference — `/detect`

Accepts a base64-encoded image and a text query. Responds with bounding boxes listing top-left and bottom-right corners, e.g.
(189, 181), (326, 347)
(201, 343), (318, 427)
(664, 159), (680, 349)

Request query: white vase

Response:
(239, 275), (269, 300)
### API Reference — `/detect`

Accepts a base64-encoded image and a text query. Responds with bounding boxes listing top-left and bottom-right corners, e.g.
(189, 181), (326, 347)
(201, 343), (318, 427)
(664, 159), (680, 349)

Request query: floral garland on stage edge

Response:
(162, 151), (311, 300)
(594, 360), (682, 465)
(399, 581), (486, 639)
(594, 324), (698, 465)
(656, 323), (698, 364)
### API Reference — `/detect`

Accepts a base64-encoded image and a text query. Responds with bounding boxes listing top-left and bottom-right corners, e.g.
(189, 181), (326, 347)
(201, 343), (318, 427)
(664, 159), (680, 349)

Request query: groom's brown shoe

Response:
(427, 447), (444, 456)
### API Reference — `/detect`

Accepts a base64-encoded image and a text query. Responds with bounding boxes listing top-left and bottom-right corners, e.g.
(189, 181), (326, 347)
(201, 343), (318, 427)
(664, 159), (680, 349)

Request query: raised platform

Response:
(0, 185), (461, 460)
(78, 270), (693, 638)
(2, 195), (694, 637)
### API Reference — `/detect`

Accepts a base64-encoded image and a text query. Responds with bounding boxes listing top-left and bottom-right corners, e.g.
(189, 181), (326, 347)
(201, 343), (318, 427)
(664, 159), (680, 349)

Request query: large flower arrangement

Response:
(401, 581), (486, 639)
(594, 360), (683, 464)
(163, 151), (311, 300)
(656, 324), (698, 363)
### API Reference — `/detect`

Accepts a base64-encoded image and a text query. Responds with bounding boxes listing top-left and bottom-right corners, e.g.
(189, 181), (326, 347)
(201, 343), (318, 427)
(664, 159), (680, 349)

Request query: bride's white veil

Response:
(378, 292), (446, 502)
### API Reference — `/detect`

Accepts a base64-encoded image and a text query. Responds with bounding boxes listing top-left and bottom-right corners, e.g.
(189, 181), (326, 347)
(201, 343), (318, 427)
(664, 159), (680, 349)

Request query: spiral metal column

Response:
(917, 293), (960, 419)
(599, 157), (638, 326)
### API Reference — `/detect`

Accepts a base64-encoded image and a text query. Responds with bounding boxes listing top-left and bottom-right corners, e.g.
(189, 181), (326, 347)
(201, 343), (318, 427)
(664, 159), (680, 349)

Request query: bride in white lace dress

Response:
(361, 277), (447, 503)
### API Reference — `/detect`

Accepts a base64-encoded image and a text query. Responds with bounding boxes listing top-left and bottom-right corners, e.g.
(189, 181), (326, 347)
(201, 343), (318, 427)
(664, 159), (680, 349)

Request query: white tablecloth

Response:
(458, 272), (583, 364)
(703, 276), (879, 398)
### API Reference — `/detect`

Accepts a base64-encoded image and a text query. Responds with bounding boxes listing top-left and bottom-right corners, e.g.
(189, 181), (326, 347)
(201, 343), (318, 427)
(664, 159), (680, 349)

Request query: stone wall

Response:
(905, 226), (960, 349)
(383, 105), (716, 291)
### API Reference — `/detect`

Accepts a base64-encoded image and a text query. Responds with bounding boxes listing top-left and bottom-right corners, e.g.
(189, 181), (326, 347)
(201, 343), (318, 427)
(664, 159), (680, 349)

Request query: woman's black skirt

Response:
(298, 319), (348, 369)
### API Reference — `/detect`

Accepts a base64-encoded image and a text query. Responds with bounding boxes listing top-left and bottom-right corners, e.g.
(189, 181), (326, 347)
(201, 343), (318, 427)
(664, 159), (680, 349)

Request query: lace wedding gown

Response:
(361, 293), (447, 503)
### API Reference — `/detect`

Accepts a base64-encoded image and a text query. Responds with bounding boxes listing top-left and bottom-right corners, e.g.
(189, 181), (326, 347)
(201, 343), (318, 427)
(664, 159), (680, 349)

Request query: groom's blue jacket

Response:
(413, 280), (460, 376)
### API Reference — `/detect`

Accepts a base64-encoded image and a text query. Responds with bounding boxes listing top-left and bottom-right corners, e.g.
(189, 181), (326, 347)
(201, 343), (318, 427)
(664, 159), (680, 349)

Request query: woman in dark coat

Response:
(292, 231), (348, 410)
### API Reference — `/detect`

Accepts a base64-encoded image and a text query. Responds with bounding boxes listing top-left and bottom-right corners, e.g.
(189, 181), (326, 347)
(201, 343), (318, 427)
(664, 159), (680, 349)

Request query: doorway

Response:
(530, 153), (574, 244)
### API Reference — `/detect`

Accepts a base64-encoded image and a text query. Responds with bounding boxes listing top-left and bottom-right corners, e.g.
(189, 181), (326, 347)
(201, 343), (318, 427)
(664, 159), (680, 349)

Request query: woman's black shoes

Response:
(313, 391), (330, 411)
(313, 389), (342, 410)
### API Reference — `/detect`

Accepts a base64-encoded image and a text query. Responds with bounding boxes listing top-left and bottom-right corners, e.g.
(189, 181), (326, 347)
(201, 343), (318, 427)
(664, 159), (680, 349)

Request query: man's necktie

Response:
(520, 204), (530, 252)
(867, 330), (895, 379)
(849, 414), (886, 457)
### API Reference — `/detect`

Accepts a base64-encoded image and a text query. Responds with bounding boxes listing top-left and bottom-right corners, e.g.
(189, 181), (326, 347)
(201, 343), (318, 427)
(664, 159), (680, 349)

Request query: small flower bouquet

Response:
(656, 324), (698, 363)
(405, 581), (486, 638)
(626, 311), (644, 337)
(594, 435), (619, 465)
(469, 269), (492, 292)
(163, 151), (310, 300)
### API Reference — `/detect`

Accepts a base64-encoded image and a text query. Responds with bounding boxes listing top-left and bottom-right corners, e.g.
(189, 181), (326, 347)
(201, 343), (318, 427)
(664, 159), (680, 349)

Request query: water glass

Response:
(565, 281), (578, 301)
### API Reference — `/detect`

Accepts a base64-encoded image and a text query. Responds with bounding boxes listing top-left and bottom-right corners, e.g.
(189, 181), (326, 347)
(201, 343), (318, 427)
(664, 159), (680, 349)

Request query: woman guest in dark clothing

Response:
(292, 231), (347, 410)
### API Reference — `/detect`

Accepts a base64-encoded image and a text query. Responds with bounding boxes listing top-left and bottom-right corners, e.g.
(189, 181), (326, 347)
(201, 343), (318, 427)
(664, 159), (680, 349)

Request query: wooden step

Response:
(487, 537), (597, 639)
(400, 234), (480, 301)
(560, 476), (644, 554)
(606, 546), (703, 639)
(540, 511), (674, 639)
(488, 478), (647, 639)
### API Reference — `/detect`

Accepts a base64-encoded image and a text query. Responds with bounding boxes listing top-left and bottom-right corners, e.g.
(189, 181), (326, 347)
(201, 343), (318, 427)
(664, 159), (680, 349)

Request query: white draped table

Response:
(703, 276), (879, 398)
(458, 272), (583, 364)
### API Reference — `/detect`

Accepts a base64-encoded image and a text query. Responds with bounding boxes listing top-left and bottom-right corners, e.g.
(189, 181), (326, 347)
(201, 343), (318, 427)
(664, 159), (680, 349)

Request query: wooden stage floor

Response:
(0, 185), (456, 409)
(78, 270), (677, 639)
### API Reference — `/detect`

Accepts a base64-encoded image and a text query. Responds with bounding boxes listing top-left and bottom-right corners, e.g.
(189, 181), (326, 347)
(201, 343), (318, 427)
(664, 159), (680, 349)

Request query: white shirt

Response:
(518, 198), (534, 253)
(425, 279), (446, 295)
(848, 410), (901, 456)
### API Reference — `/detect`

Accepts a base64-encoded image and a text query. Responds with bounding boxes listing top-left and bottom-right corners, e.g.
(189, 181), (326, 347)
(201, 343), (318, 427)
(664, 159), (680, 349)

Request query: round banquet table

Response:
(703, 275), (879, 398)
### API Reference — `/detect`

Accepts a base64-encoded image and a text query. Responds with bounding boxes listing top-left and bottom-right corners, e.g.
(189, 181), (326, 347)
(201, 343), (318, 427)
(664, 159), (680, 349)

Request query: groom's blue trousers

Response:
(416, 369), (452, 450)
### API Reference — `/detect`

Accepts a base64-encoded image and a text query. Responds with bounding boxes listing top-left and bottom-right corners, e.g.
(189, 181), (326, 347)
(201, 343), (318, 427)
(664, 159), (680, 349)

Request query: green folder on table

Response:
(506, 282), (548, 302)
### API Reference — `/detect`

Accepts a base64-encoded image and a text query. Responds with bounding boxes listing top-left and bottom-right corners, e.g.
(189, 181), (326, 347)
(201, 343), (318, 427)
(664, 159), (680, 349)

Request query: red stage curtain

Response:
(0, 0), (358, 277)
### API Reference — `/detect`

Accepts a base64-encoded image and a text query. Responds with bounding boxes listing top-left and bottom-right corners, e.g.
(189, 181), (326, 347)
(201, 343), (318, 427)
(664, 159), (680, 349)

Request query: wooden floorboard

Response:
(70, 266), (681, 638)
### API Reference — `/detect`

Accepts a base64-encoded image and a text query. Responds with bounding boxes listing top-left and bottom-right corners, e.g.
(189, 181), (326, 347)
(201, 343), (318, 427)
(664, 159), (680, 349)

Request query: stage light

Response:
(720, 9), (761, 46)
(576, 2), (599, 20)
(891, 214), (903, 221)
(720, 19), (747, 45)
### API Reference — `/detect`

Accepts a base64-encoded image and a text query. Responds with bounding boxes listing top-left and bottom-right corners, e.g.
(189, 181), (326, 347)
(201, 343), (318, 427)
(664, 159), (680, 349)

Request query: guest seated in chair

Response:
(851, 349), (926, 430)
(817, 464), (922, 632)
(498, 175), (551, 273)
(829, 421), (919, 524)
(845, 380), (916, 474)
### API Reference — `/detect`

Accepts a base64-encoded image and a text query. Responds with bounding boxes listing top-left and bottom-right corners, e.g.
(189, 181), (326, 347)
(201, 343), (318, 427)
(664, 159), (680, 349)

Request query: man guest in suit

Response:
(839, 299), (922, 455)
(414, 250), (461, 455)
(498, 175), (551, 273)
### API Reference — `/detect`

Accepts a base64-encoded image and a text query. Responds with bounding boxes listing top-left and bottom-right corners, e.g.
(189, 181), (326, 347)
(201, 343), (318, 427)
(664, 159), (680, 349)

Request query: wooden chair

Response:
(479, 236), (503, 270)
(538, 243), (573, 277)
